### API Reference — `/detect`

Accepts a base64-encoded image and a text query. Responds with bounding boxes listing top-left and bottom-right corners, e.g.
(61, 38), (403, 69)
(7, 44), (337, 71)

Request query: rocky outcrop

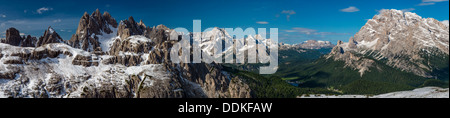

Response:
(1, 28), (22, 46)
(0, 28), (36, 47)
(134, 75), (184, 98)
(337, 40), (344, 45)
(117, 16), (148, 40)
(347, 37), (357, 49)
(0, 71), (18, 80)
(21, 35), (37, 47)
(109, 36), (153, 56)
(145, 24), (170, 45)
(327, 45), (375, 76)
(103, 54), (143, 67)
(67, 9), (118, 52)
(228, 77), (252, 98)
(107, 23), (169, 66)
(72, 55), (99, 67)
(36, 27), (64, 47)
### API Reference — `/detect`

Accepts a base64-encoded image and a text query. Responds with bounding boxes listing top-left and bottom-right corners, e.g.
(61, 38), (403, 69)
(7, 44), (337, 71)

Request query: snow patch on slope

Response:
(0, 42), (171, 98)
(126, 35), (151, 44)
(442, 20), (449, 27)
(97, 25), (119, 52)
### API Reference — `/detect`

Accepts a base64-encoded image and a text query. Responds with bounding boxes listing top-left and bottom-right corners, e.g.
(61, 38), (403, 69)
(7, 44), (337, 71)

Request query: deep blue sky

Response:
(1, 0), (449, 44)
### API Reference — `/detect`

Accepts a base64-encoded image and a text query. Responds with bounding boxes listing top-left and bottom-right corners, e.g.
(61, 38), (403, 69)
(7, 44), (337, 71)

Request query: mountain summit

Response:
(328, 9), (449, 78)
(36, 26), (64, 47)
(67, 9), (118, 52)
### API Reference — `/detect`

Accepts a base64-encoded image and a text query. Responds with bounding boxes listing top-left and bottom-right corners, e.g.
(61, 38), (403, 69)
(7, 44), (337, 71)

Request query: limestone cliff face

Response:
(328, 9), (449, 78)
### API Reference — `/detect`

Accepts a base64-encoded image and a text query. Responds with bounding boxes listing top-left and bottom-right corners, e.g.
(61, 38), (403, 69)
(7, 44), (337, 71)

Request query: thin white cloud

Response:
(418, 2), (435, 5)
(37, 7), (53, 14)
(340, 6), (360, 12)
(401, 8), (415, 12)
(284, 27), (349, 36)
(285, 27), (317, 35)
(1, 14), (6, 18)
(281, 10), (296, 21)
(256, 21), (269, 24)
(418, 0), (448, 6)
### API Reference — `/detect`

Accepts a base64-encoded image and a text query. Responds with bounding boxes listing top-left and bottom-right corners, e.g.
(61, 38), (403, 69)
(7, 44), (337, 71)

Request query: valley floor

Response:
(298, 87), (449, 98)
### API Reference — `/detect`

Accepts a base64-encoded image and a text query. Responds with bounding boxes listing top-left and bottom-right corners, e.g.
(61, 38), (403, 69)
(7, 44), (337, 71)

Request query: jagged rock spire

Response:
(117, 16), (148, 39)
(67, 9), (118, 52)
(36, 26), (64, 47)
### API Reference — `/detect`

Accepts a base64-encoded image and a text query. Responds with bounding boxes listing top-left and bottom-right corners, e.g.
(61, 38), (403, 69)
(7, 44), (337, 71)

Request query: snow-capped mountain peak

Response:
(328, 9), (449, 77)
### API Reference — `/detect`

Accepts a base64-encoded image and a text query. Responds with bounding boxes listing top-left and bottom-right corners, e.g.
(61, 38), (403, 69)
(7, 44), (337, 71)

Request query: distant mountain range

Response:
(280, 40), (335, 50)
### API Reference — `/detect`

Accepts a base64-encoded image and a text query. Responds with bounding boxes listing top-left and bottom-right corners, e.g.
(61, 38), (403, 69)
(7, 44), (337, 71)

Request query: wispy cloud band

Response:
(256, 21), (269, 24)
(418, 0), (448, 6)
(37, 7), (53, 14)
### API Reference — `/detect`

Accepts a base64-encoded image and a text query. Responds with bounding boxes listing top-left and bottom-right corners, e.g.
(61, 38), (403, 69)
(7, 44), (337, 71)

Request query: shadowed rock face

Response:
(22, 35), (37, 47)
(67, 9), (118, 52)
(2, 28), (22, 46)
(328, 9), (449, 78)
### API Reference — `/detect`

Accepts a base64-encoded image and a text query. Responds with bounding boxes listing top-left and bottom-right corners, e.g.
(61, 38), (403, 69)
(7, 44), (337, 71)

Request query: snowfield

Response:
(298, 87), (449, 98)
(0, 42), (170, 98)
